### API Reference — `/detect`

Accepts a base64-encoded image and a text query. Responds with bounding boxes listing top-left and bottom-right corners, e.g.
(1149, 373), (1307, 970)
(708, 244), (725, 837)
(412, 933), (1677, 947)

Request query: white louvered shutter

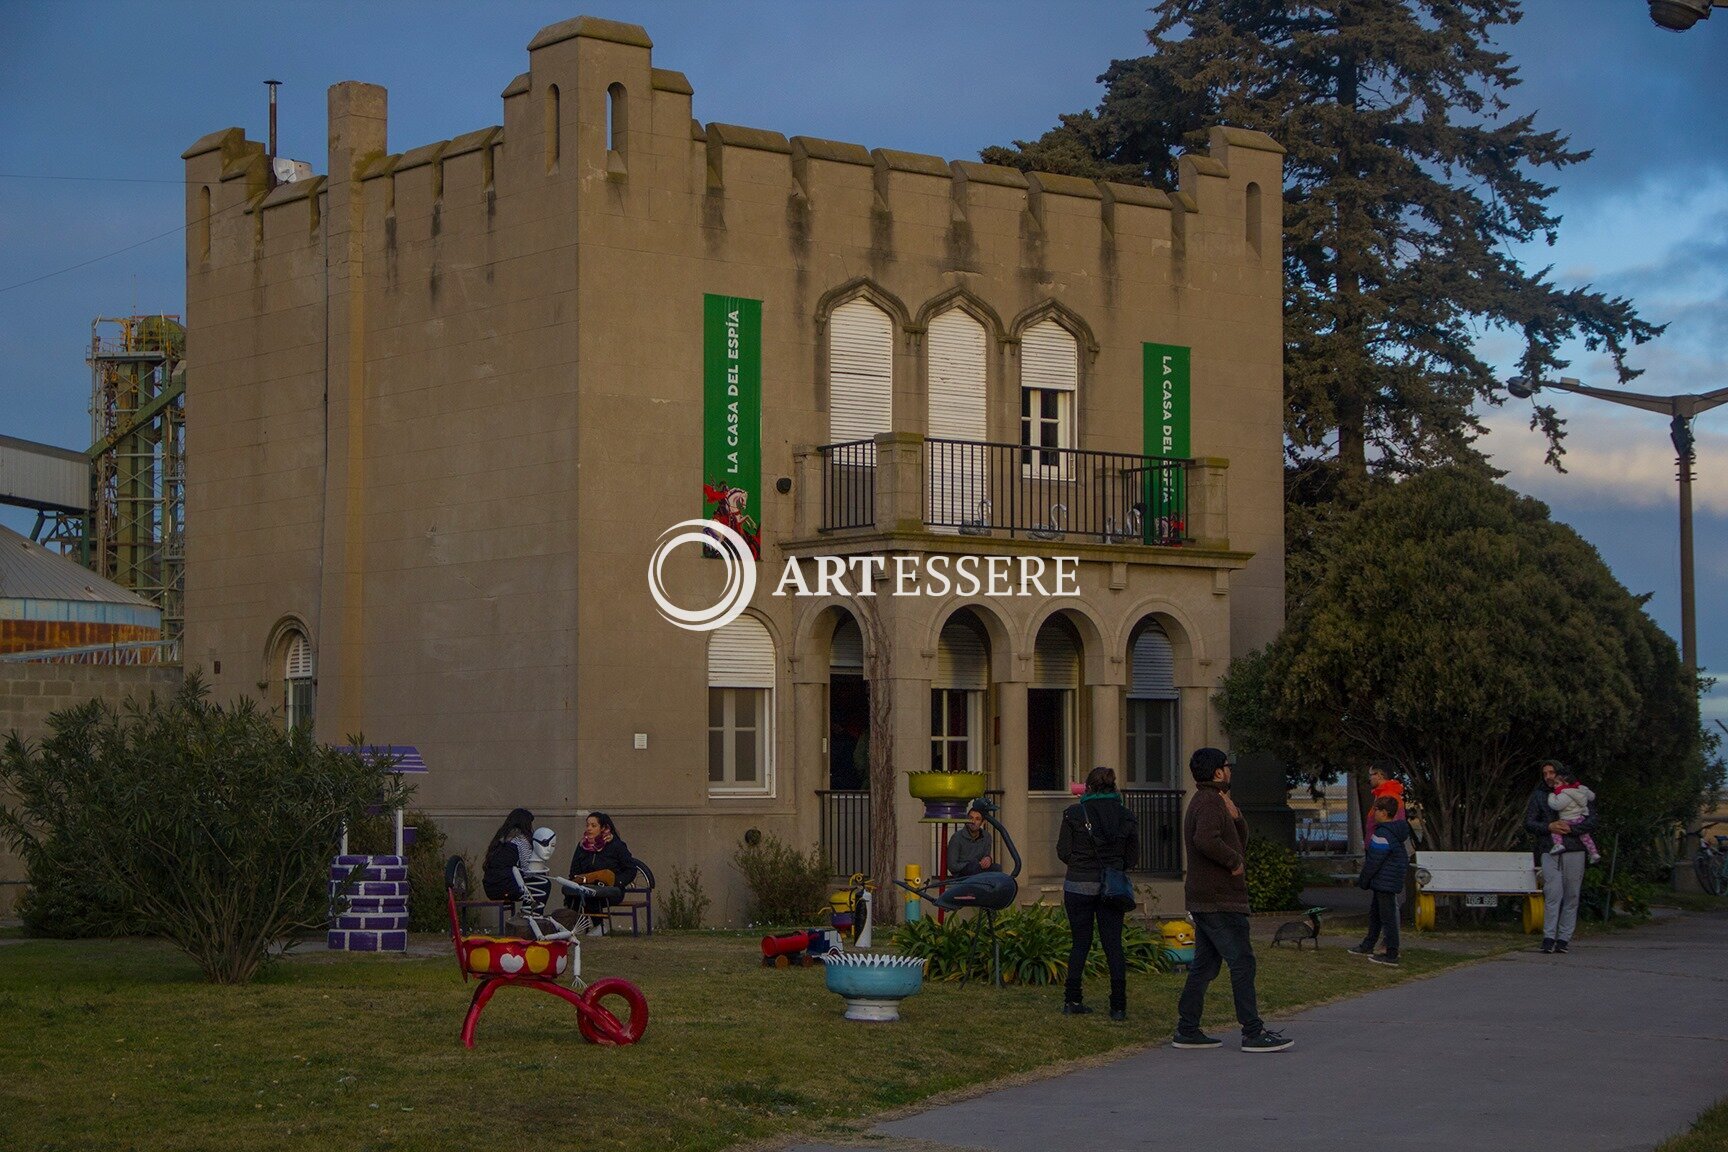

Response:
(285, 634), (313, 679)
(1128, 624), (1178, 700)
(830, 617), (863, 671)
(1031, 622), (1079, 689)
(829, 299), (894, 445)
(708, 616), (776, 688)
(927, 310), (988, 530)
(1021, 319), (1078, 396)
(934, 618), (989, 691)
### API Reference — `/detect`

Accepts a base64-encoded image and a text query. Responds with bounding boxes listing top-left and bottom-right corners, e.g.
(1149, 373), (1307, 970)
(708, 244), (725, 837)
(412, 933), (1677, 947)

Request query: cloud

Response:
(1482, 407), (1728, 514)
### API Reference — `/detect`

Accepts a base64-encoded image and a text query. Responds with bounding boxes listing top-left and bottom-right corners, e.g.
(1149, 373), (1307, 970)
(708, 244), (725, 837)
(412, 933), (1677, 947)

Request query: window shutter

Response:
(830, 617), (863, 671)
(1020, 319), (1077, 394)
(285, 633), (313, 679)
(1129, 624), (1178, 700)
(927, 310), (987, 441)
(1031, 622), (1079, 689)
(934, 618), (988, 691)
(829, 298), (894, 444)
(708, 616), (775, 688)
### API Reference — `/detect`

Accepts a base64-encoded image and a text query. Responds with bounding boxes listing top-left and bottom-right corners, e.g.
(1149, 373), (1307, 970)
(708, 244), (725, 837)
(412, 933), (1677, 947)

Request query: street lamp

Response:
(1649, 0), (1728, 30)
(1506, 374), (1728, 672)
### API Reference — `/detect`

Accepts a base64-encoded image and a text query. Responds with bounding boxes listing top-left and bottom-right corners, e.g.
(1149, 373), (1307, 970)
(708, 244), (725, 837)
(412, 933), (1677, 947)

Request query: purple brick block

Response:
(334, 854), (371, 867)
(379, 931), (407, 951)
(403, 827), (418, 847)
(327, 930), (347, 949)
(335, 915), (369, 930)
(369, 855), (405, 867)
(342, 896), (408, 914)
(348, 931), (379, 952)
(375, 866), (408, 882)
(359, 881), (405, 897)
(330, 865), (359, 882)
(363, 914), (408, 930)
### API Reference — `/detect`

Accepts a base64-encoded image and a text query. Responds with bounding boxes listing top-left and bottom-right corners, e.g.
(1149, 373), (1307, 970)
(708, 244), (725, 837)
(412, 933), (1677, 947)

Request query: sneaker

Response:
(1109, 1008), (1127, 1022)
(1061, 1002), (1093, 1015)
(1171, 1030), (1223, 1049)
(1242, 1029), (1295, 1053)
(1370, 954), (1400, 967)
(1554, 940), (1570, 954)
(1588, 854), (1602, 864)
(585, 924), (606, 938)
(1540, 938), (1555, 954)
(1345, 945), (1375, 957)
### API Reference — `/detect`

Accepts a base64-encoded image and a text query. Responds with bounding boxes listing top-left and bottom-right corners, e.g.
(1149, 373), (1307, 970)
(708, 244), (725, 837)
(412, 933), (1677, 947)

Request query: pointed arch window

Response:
(828, 297), (894, 445)
(926, 309), (989, 530)
(1020, 318), (1077, 474)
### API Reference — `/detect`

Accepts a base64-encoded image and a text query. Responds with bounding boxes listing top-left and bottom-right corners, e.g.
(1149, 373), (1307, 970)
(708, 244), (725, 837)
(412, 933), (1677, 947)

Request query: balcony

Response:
(794, 433), (1229, 551)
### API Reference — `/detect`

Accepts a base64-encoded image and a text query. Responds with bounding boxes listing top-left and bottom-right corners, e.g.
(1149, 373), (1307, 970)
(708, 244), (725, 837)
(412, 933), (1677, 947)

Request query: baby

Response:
(1548, 771), (1602, 864)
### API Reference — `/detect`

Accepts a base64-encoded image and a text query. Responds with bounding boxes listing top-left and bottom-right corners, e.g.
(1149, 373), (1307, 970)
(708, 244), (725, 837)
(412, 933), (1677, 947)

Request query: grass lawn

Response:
(0, 928), (1514, 1152)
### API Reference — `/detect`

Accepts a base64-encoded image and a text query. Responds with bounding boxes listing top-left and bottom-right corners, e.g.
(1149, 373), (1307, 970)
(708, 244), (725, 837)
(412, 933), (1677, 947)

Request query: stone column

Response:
(1089, 683), (1121, 778)
(996, 680), (1030, 875)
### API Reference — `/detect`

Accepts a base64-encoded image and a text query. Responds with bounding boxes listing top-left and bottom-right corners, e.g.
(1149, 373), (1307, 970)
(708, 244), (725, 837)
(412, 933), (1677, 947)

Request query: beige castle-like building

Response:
(180, 15), (1287, 920)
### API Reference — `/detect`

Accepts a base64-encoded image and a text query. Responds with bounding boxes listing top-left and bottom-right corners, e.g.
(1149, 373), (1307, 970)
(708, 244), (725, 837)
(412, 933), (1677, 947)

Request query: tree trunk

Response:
(858, 598), (898, 926)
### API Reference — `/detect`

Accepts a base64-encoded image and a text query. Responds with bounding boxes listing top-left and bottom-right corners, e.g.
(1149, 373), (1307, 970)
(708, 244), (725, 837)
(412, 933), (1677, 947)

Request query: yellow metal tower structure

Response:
(86, 315), (186, 651)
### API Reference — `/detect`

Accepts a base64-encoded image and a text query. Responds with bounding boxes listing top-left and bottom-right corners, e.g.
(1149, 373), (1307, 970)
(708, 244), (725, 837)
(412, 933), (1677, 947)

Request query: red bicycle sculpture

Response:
(444, 859), (647, 1048)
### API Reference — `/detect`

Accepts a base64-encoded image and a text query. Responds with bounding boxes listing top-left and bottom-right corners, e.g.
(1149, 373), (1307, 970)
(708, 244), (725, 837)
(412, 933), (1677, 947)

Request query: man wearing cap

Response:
(1172, 747), (1294, 1053)
(1523, 758), (1598, 954)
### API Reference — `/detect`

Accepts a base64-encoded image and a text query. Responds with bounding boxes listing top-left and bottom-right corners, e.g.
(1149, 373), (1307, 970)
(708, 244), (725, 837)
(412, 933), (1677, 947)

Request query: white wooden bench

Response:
(1413, 851), (1544, 933)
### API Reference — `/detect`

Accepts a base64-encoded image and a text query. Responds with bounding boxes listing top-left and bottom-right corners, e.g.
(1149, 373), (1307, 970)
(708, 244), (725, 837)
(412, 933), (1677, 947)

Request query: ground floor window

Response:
(708, 687), (767, 788)
(1027, 687), (1072, 792)
(931, 688), (982, 773)
(1126, 697), (1178, 788)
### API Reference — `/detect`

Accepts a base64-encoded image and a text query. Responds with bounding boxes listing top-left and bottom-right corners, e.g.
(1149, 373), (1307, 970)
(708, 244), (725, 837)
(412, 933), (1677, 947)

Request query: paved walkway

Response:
(787, 911), (1728, 1152)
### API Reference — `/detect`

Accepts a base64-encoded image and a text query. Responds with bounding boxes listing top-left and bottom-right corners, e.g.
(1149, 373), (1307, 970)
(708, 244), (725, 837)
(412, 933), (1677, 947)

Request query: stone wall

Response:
(0, 664), (182, 915)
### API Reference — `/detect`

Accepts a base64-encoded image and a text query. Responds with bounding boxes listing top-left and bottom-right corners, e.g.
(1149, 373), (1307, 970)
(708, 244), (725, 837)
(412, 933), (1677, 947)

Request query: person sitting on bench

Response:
(481, 808), (535, 902)
(563, 812), (635, 936)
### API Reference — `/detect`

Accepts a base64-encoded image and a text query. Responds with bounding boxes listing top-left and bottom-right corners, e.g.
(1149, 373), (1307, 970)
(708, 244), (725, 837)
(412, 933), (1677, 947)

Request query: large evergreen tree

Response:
(983, 1), (1660, 482)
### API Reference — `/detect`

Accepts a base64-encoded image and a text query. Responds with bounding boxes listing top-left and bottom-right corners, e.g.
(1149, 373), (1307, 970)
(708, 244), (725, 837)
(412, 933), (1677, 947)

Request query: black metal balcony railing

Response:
(818, 439), (876, 532)
(926, 439), (1187, 545)
(816, 789), (873, 877)
(1124, 788), (1185, 876)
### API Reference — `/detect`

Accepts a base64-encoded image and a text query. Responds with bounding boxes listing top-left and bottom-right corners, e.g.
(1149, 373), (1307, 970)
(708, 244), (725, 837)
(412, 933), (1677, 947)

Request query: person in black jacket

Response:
(1348, 796), (1411, 966)
(1523, 759), (1598, 954)
(481, 808), (535, 901)
(1056, 766), (1138, 1021)
(563, 811), (635, 936)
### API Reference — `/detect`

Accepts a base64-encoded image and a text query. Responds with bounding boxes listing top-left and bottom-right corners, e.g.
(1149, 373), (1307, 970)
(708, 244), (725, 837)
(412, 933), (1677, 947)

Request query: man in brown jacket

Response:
(1172, 747), (1294, 1052)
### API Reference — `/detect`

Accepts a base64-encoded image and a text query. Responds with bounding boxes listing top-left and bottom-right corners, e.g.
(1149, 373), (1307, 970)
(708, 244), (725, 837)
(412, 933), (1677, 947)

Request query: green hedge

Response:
(1245, 837), (1305, 912)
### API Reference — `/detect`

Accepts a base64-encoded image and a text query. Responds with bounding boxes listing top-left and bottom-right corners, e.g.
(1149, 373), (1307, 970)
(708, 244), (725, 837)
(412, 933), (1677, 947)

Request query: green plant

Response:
(660, 863), (712, 930)
(1244, 837), (1304, 913)
(0, 676), (407, 983)
(893, 904), (1170, 985)
(731, 833), (830, 926)
(346, 808), (449, 933)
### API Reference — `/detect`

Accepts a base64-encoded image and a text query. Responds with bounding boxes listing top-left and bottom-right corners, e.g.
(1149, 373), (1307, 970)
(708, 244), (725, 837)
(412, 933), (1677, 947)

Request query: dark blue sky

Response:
(2, 1), (1724, 723)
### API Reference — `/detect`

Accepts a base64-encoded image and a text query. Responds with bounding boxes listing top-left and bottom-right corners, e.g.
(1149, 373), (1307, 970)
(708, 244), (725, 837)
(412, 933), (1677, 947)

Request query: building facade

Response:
(180, 15), (1286, 920)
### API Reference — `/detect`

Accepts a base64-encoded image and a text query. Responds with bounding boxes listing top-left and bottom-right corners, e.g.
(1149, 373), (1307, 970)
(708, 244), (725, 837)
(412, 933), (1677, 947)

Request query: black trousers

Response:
(1064, 890), (1126, 1012)
(1177, 910), (1264, 1037)
(1360, 890), (1400, 958)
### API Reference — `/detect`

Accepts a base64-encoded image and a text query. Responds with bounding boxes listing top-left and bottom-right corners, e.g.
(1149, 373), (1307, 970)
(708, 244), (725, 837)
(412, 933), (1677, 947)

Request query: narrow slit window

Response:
(545, 84), (560, 172)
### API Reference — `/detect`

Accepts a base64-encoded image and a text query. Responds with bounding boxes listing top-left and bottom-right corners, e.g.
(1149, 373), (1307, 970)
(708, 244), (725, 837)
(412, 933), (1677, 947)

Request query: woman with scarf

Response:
(563, 811), (635, 937)
(1056, 766), (1139, 1020)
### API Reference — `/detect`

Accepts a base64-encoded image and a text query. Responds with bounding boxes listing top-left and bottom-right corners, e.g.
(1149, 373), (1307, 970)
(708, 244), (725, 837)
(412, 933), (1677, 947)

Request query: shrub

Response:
(731, 834), (829, 926)
(0, 677), (407, 983)
(1245, 837), (1304, 912)
(893, 904), (1168, 985)
(659, 863), (711, 930)
(347, 808), (450, 933)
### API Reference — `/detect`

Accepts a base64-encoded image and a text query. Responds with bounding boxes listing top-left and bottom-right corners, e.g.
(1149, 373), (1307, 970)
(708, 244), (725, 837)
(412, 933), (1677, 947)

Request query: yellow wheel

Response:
(1415, 892), (1436, 931)
(1522, 895), (1545, 934)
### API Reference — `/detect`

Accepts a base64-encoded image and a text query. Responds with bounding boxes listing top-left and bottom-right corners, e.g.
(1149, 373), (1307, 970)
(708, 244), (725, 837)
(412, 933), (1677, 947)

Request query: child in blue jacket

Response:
(1349, 796), (1411, 966)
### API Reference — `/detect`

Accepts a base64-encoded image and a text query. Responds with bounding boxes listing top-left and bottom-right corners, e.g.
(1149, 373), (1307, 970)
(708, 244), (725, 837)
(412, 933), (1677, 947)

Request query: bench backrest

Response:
(1415, 850), (1539, 895)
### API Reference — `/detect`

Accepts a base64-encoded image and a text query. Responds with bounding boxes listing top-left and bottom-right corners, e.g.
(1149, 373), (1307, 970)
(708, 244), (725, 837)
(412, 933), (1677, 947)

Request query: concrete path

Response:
(787, 911), (1728, 1152)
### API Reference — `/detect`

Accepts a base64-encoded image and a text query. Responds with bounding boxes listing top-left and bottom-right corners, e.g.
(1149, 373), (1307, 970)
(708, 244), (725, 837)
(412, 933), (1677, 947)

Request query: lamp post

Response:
(1506, 375), (1728, 672)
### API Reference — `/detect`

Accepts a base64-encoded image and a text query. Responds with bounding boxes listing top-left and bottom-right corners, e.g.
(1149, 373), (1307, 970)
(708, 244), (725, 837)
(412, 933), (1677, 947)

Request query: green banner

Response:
(703, 294), (763, 559)
(1142, 343), (1190, 544)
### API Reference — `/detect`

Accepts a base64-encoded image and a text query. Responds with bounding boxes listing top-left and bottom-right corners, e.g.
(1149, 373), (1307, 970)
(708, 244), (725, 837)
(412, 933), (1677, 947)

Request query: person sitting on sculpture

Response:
(481, 808), (535, 902)
(946, 803), (1001, 877)
(560, 812), (635, 937)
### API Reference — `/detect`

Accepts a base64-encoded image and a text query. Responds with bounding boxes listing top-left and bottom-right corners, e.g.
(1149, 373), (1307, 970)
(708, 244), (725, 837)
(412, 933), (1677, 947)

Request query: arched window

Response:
(931, 612), (989, 773)
(708, 615), (775, 794)
(1019, 319), (1077, 474)
(1028, 616), (1080, 792)
(926, 309), (988, 530)
(545, 83), (561, 172)
(1126, 622), (1179, 788)
(1245, 181), (1263, 257)
(828, 297), (893, 444)
(607, 82), (628, 161)
(285, 632), (314, 732)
